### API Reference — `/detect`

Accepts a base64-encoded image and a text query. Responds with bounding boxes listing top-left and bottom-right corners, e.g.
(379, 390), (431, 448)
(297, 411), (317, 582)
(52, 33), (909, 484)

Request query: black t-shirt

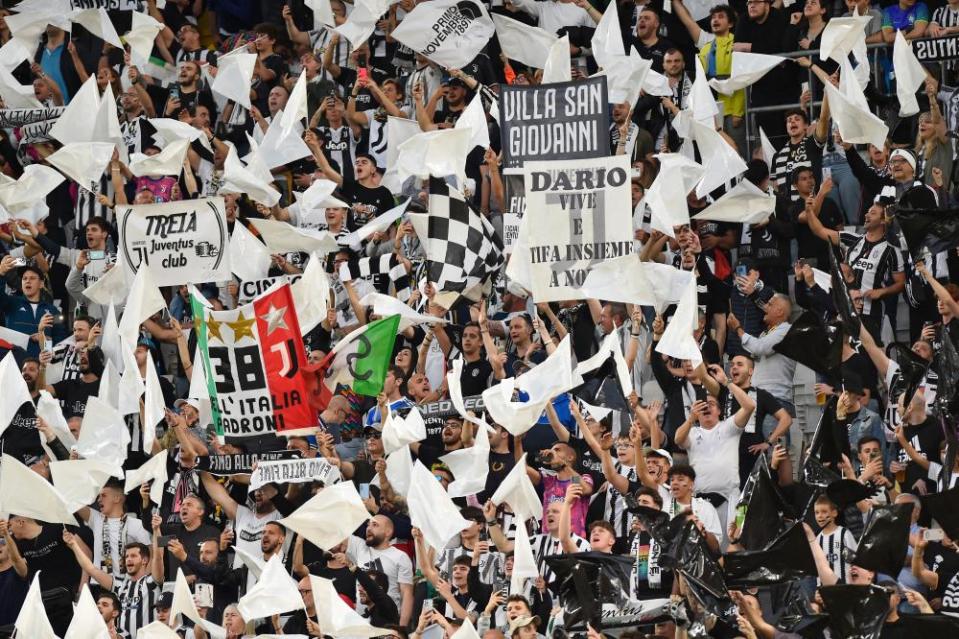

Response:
(2, 395), (41, 459)
(556, 303), (598, 362)
(898, 418), (944, 491)
(421, 413), (445, 448)
(52, 377), (100, 417)
(567, 436), (601, 485)
(0, 565), (28, 626)
(340, 178), (395, 227)
(459, 358), (494, 397)
(925, 542), (959, 616)
(160, 521), (222, 577)
(251, 53), (288, 114)
(792, 197), (842, 268)
(481, 451), (515, 503)
(15, 523), (82, 593)
(630, 36), (675, 73)
(720, 385), (783, 435)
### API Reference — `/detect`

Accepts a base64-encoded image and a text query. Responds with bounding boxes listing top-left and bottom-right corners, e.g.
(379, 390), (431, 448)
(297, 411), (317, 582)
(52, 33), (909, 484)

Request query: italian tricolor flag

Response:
(190, 283), (316, 441)
(310, 315), (402, 403)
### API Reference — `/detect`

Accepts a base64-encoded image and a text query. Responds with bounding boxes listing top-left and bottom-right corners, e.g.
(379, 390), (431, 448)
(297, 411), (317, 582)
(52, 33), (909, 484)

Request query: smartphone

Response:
(694, 385), (707, 402)
(869, 450), (881, 460)
(422, 598), (434, 612)
(169, 86), (180, 101)
(88, 250), (106, 260)
(358, 67), (368, 82)
(358, 483), (370, 499)
(801, 81), (810, 95)
(157, 534), (175, 548)
(822, 167), (832, 181)
(11, 257), (26, 267)
(924, 528), (945, 542)
(735, 264), (748, 278)
(356, 53), (367, 69)
(571, 476), (581, 485)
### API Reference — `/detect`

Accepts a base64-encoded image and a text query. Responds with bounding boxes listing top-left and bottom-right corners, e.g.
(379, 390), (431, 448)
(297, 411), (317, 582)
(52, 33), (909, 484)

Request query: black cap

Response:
(154, 591), (173, 609)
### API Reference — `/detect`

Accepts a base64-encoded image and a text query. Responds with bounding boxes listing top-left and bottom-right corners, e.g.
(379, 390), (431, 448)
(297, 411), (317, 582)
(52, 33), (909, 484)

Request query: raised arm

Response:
(199, 471), (239, 520)
(558, 484), (583, 554)
(801, 179), (840, 245)
(64, 530), (113, 590)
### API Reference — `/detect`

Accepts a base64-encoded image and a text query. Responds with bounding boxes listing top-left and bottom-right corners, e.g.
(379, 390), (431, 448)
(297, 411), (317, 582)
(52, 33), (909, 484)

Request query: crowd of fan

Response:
(0, 0), (957, 638)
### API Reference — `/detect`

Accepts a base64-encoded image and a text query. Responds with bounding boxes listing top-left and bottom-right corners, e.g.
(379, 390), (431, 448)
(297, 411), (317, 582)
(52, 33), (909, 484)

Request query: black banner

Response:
(397, 394), (486, 419)
(911, 35), (959, 62)
(195, 450), (300, 475)
(498, 76), (610, 172)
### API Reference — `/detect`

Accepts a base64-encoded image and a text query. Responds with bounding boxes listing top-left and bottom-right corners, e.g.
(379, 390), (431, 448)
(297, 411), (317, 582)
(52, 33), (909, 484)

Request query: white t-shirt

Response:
(84, 510), (152, 578)
(682, 417), (744, 497)
(347, 535), (414, 607)
(232, 505), (284, 586)
(661, 496), (723, 540)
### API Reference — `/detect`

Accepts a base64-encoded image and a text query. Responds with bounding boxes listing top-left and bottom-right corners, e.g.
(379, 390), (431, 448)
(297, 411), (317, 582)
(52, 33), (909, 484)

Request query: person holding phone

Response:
(0, 256), (65, 355)
(64, 217), (117, 322)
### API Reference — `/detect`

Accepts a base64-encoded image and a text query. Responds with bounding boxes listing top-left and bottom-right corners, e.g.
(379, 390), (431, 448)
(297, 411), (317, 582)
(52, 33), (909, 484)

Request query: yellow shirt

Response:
(698, 33), (745, 118)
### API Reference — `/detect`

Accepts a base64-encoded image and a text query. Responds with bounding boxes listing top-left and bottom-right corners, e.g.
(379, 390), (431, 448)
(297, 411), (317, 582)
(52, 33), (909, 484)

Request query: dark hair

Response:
(636, 486), (664, 509)
(506, 594), (532, 609)
(667, 463), (696, 481)
(84, 216), (111, 234)
(265, 521), (287, 536)
(124, 542), (151, 560)
(857, 436), (882, 451)
(709, 4), (736, 26)
(784, 108), (809, 125)
(744, 158), (769, 186)
(383, 625), (409, 639)
(606, 302), (628, 322)
(588, 520), (615, 536)
(97, 590), (122, 612)
(663, 47), (684, 59)
(452, 555), (473, 569)
(253, 23), (280, 41)
(460, 506), (485, 524)
(791, 165), (815, 184)
(85, 346), (106, 378)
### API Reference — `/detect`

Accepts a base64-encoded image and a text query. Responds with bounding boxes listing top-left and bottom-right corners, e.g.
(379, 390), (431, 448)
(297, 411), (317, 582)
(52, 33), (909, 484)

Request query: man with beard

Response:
(0, 259), (65, 356)
(65, 218), (118, 321)
(163, 59), (216, 121)
(156, 494), (220, 579)
(44, 345), (103, 417)
(64, 536), (160, 636)
(346, 514), (414, 627)
(309, 130), (395, 228)
(200, 472), (283, 590)
(119, 67), (156, 157)
(411, 414), (466, 469)
(45, 315), (98, 384)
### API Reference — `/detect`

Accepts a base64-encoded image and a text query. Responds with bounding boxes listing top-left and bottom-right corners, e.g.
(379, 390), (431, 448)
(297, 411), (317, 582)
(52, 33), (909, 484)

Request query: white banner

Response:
(118, 197), (231, 287)
(523, 156), (634, 302)
(238, 274), (303, 305)
(502, 213), (521, 254)
(391, 0), (494, 69)
(249, 457), (340, 490)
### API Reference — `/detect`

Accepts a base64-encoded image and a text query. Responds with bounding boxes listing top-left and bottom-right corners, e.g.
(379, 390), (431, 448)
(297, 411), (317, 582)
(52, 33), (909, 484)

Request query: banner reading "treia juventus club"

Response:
(499, 76), (611, 173)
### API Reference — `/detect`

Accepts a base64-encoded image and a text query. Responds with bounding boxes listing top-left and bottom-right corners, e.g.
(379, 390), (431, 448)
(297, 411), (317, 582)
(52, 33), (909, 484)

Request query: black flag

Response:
(895, 206), (959, 260)
(737, 455), (793, 550)
(847, 504), (913, 577)
(773, 311), (844, 375)
(829, 244), (862, 341)
(723, 523), (817, 588)
(886, 342), (929, 411)
(819, 585), (890, 639)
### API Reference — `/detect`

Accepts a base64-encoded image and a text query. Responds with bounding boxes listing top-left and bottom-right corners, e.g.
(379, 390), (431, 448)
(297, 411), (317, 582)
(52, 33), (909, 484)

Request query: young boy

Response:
(814, 495), (858, 583)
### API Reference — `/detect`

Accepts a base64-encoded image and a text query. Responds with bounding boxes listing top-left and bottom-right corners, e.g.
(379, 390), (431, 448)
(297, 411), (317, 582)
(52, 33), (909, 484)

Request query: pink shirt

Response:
(541, 473), (594, 537)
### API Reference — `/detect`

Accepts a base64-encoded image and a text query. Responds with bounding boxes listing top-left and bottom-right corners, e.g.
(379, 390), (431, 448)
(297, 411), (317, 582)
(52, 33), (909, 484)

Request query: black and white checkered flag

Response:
(426, 177), (504, 300)
(338, 254), (412, 302)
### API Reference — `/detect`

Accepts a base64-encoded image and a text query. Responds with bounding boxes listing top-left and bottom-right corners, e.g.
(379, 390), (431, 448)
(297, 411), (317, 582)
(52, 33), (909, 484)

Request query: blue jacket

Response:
(0, 288), (65, 356)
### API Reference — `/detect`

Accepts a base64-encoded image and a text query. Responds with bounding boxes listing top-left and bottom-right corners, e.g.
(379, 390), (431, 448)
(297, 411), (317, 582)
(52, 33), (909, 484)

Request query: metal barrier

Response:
(740, 37), (952, 156)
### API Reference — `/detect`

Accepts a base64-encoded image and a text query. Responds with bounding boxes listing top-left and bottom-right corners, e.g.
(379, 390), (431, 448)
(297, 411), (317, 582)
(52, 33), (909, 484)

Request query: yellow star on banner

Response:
(227, 311), (256, 341)
(205, 316), (224, 342)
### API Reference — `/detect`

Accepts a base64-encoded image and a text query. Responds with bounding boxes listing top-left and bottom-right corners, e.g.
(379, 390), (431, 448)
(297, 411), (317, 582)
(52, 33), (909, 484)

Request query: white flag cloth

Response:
(47, 142), (115, 191)
(281, 72), (309, 137)
(655, 273), (702, 365)
(824, 58), (888, 149)
(279, 481), (371, 550)
(492, 14), (557, 69)
(510, 517), (539, 594)
(759, 127), (777, 171)
(505, 215), (534, 294)
(49, 459), (119, 514)
(358, 292), (446, 332)
(229, 221), (272, 282)
(0, 326), (29, 351)
(407, 460), (471, 551)
(291, 253), (331, 336)
(391, 0), (495, 69)
(0, 63), (41, 108)
(117, 264), (165, 345)
(124, 451), (169, 506)
(440, 419), (490, 498)
(249, 218), (338, 255)
(252, 111), (313, 169)
(0, 351), (32, 440)
(708, 52), (786, 95)
(447, 358), (492, 432)
(336, 0), (400, 45)
(171, 569), (227, 639)
(234, 545), (266, 580)
(381, 406), (428, 455)
(294, 178), (350, 217)
(819, 13), (872, 64)
(119, 338), (144, 416)
(385, 445), (414, 495)
(312, 575), (393, 637)
(124, 12), (164, 62)
(98, 359), (121, 410)
(601, 49), (653, 107)
(76, 396), (130, 472)
(811, 267), (833, 291)
(307, 0), (336, 29)
(542, 35), (572, 84)
(380, 117), (423, 192)
(83, 260), (130, 307)
(579, 255), (692, 311)
(219, 143), (281, 206)
(138, 621), (183, 639)
(491, 454), (543, 521)
(64, 583), (112, 639)
(237, 553), (305, 620)
(0, 35), (33, 71)
(343, 198), (410, 249)
(70, 8), (123, 48)
(15, 573), (58, 639)
(212, 47), (257, 109)
(99, 303), (122, 372)
(0, 165), (65, 217)
(187, 346), (214, 429)
(591, 0), (625, 71)
(573, 329), (633, 398)
(482, 378), (551, 436)
(37, 389), (75, 449)
(646, 152), (704, 236)
(0, 454), (77, 525)
(689, 56), (719, 127)
(451, 619), (483, 639)
(394, 127), (473, 188)
(7, 6), (69, 46)
(454, 93), (491, 151)
(129, 139), (190, 177)
(893, 30), (926, 116)
(692, 179), (776, 224)
(148, 117), (211, 152)
(49, 76), (123, 154)
(580, 400), (612, 423)
(689, 117), (748, 198)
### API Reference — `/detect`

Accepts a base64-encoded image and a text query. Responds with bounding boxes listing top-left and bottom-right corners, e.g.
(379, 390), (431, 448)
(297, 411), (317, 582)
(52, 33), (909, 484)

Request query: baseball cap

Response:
(154, 591), (173, 609)
(646, 448), (673, 465)
(174, 398), (200, 412)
